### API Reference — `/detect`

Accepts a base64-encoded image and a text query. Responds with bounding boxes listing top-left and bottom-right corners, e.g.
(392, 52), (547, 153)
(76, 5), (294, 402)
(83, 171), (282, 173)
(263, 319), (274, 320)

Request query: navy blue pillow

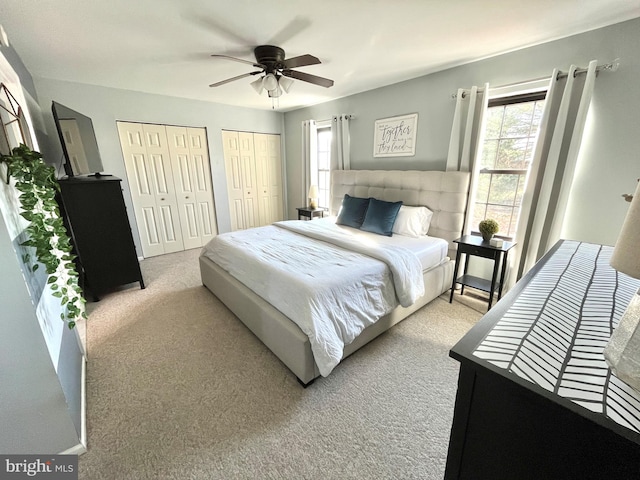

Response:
(336, 194), (370, 228)
(360, 198), (403, 236)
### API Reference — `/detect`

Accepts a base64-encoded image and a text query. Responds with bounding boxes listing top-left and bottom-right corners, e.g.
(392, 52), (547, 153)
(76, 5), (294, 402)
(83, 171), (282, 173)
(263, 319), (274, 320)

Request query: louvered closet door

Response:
(117, 122), (184, 257)
(254, 133), (283, 225)
(166, 126), (217, 249)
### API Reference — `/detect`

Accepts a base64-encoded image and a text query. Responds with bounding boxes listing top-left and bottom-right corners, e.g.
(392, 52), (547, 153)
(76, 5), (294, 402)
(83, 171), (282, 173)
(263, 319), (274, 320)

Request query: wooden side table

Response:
(296, 207), (326, 220)
(449, 235), (516, 310)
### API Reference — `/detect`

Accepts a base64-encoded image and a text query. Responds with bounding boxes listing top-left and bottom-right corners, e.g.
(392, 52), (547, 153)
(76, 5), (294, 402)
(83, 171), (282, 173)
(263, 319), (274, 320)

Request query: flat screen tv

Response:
(52, 101), (104, 177)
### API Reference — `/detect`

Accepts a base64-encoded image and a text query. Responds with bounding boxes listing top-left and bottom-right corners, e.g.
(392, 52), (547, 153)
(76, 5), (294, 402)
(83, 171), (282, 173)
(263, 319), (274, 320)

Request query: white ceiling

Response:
(1, 0), (639, 112)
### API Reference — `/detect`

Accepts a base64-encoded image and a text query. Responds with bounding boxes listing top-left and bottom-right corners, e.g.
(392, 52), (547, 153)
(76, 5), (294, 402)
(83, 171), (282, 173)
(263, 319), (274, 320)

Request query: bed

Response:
(199, 169), (470, 385)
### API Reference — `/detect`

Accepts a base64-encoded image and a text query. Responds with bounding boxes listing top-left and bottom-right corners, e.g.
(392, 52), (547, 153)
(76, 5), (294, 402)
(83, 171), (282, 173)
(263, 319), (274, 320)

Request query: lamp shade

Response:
(605, 179), (640, 392)
(263, 73), (278, 91)
(611, 181), (640, 279)
(267, 83), (282, 98)
(250, 77), (264, 94)
(279, 75), (294, 93)
(308, 184), (319, 209)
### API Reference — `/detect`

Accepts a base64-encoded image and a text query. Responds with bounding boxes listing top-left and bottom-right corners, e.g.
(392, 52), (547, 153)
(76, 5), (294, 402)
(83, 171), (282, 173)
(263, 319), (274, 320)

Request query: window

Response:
(473, 92), (546, 239)
(315, 126), (331, 209)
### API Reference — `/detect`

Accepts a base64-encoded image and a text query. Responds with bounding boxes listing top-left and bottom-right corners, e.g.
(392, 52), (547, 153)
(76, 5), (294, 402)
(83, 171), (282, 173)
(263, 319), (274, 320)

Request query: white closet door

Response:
(166, 126), (217, 249)
(140, 124), (184, 254)
(254, 133), (283, 225)
(222, 131), (246, 231)
(238, 132), (259, 229)
(222, 130), (259, 230)
(117, 122), (184, 257)
(118, 122), (165, 257)
(186, 127), (217, 245)
(254, 133), (272, 226)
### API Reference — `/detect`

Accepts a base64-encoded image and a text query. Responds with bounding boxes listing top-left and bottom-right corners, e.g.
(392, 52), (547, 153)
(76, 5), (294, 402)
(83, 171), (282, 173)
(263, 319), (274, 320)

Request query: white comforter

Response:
(201, 220), (425, 376)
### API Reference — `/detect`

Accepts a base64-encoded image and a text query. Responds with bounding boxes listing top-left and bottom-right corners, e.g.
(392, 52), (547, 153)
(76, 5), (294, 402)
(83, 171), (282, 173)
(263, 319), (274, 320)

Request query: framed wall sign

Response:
(373, 113), (418, 157)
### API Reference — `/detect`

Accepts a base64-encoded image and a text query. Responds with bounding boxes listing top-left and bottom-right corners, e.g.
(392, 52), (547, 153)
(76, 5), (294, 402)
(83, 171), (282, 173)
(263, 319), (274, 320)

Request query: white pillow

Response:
(392, 205), (434, 237)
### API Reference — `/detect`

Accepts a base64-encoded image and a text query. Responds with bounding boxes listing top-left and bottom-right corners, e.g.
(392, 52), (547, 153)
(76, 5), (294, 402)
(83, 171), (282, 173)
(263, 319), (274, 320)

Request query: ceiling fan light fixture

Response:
(279, 75), (294, 93)
(263, 73), (278, 91)
(209, 45), (334, 104)
(268, 83), (282, 98)
(250, 77), (264, 94)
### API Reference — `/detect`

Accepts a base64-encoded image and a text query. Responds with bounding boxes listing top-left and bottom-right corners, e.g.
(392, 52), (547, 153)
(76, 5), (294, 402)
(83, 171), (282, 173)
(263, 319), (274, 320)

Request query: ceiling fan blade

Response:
(209, 71), (262, 88)
(211, 54), (265, 69)
(282, 54), (321, 69)
(181, 12), (254, 46)
(282, 69), (334, 88)
(267, 16), (311, 46)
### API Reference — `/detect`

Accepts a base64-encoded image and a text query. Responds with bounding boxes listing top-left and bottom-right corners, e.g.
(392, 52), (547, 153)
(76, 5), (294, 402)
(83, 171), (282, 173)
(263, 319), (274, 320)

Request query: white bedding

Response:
(201, 219), (446, 376)
(311, 217), (448, 271)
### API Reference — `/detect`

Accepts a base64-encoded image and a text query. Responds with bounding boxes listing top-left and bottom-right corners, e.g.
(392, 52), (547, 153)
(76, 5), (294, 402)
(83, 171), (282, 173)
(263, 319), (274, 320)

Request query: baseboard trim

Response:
(59, 355), (88, 456)
(59, 442), (86, 455)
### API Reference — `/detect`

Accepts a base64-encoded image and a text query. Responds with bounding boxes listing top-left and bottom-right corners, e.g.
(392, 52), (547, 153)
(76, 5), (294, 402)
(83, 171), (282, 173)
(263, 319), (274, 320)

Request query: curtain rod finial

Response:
(610, 58), (620, 72)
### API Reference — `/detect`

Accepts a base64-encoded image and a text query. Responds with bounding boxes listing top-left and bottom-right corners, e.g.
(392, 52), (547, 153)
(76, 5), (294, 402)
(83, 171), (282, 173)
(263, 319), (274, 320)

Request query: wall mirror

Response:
(0, 83), (32, 156)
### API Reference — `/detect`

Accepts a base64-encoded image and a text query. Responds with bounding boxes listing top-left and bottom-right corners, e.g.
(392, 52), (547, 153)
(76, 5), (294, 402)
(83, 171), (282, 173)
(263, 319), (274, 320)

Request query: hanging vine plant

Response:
(1, 144), (85, 329)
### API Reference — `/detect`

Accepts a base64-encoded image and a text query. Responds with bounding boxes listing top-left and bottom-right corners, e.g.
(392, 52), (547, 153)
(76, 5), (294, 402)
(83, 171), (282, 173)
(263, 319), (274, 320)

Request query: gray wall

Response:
(283, 18), (640, 247)
(0, 42), (84, 453)
(0, 214), (81, 453)
(33, 79), (285, 251)
(1, 37), (83, 451)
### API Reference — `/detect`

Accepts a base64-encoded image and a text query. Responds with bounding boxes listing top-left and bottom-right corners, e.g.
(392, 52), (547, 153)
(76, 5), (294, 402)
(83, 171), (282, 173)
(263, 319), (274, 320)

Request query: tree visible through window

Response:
(473, 92), (546, 238)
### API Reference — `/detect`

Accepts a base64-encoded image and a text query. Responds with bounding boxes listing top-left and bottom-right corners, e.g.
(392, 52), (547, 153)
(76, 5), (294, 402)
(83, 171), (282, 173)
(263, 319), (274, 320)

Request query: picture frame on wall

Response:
(373, 113), (418, 157)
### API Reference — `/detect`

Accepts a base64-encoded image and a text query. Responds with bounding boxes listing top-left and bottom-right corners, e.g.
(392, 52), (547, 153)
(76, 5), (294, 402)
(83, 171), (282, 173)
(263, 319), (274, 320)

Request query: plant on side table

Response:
(479, 218), (499, 242)
(1, 144), (85, 329)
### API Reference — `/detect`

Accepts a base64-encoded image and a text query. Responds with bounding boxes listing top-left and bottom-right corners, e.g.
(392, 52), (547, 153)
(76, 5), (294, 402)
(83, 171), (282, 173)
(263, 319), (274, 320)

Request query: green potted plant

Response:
(479, 218), (499, 242)
(1, 144), (86, 329)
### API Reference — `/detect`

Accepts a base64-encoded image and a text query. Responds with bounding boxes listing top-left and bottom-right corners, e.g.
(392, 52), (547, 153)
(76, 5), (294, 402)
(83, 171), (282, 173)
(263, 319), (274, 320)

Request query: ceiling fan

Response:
(209, 45), (334, 98)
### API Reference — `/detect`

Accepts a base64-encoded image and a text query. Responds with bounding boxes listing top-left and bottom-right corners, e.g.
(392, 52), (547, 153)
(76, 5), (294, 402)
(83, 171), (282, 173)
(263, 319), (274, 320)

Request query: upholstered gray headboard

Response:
(330, 170), (470, 257)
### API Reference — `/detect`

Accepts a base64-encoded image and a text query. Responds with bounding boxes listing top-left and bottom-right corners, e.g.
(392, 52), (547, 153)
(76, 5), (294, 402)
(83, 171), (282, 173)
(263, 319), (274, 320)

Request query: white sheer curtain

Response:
(511, 60), (598, 283)
(446, 84), (490, 235)
(331, 114), (351, 170)
(301, 119), (317, 204)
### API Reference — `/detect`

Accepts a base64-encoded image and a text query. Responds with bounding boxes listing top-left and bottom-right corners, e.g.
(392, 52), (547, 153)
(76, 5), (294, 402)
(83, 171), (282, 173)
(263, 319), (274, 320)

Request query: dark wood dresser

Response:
(57, 176), (144, 300)
(445, 240), (640, 479)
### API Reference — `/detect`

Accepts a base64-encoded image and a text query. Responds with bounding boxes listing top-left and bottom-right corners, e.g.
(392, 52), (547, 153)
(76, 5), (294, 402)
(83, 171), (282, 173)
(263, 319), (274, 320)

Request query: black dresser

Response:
(57, 176), (144, 300)
(445, 240), (640, 479)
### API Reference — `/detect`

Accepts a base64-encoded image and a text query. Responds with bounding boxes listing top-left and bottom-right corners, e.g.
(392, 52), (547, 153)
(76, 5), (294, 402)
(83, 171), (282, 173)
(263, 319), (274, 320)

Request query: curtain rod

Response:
(451, 89), (484, 99)
(556, 58), (619, 79)
(451, 59), (620, 98)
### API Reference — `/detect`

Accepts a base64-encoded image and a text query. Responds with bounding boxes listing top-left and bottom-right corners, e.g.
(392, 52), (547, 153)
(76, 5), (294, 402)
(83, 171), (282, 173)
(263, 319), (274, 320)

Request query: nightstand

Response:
(296, 207), (326, 220)
(449, 235), (516, 310)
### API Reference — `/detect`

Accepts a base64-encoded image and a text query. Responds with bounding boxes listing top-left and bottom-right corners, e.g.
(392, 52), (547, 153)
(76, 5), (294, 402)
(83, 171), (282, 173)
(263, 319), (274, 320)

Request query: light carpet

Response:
(79, 248), (485, 479)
